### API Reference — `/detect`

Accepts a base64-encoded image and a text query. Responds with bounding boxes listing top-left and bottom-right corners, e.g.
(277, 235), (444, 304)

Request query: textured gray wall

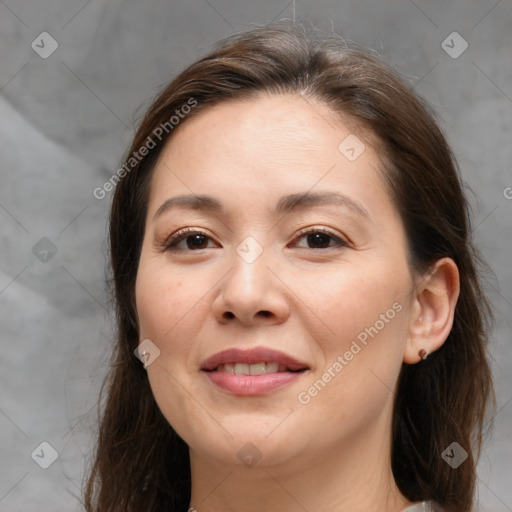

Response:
(0, 1), (510, 510)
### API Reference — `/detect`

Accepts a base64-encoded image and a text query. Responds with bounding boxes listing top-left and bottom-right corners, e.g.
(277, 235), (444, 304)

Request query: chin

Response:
(184, 414), (308, 468)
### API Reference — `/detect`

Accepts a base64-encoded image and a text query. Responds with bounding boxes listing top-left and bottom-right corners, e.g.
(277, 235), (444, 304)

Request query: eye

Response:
(163, 227), (348, 252)
(291, 228), (348, 250)
(164, 228), (219, 251)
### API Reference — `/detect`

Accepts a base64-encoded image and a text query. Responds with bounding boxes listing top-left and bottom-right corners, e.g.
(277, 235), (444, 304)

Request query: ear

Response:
(404, 257), (460, 364)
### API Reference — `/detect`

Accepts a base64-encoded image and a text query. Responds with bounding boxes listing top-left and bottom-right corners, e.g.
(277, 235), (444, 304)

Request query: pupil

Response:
(187, 234), (208, 249)
(307, 232), (330, 248)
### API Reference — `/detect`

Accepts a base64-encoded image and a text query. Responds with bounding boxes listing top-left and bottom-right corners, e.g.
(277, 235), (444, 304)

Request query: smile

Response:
(201, 347), (309, 395)
(212, 362), (302, 375)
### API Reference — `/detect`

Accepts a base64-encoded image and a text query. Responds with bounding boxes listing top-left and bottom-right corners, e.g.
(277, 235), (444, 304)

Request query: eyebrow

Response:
(153, 191), (370, 221)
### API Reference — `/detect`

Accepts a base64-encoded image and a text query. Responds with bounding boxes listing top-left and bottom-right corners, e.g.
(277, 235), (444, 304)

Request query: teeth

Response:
(234, 363), (250, 375)
(249, 362), (266, 375)
(266, 362), (279, 373)
(216, 362), (287, 374)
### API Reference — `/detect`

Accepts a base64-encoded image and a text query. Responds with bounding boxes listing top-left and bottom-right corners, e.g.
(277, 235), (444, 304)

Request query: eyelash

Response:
(163, 227), (348, 252)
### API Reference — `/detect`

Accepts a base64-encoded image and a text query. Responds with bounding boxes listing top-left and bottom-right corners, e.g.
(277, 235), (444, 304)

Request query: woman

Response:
(85, 22), (495, 512)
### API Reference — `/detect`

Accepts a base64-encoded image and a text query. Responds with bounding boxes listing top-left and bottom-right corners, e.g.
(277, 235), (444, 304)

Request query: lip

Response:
(200, 347), (309, 396)
(201, 347), (309, 371)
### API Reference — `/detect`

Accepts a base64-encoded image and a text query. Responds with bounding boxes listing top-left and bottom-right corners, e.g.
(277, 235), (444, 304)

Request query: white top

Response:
(401, 501), (443, 512)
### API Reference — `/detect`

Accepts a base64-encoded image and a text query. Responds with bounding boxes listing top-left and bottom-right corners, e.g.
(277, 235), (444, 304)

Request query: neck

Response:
(187, 408), (412, 512)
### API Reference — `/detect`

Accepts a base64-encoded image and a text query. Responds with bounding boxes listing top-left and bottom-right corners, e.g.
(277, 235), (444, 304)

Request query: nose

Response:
(211, 245), (290, 327)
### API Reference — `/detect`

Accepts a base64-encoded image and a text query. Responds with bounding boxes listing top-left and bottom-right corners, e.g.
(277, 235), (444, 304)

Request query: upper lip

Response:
(200, 347), (309, 372)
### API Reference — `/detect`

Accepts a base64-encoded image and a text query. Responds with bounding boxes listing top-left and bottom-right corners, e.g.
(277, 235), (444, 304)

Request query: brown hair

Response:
(84, 22), (495, 512)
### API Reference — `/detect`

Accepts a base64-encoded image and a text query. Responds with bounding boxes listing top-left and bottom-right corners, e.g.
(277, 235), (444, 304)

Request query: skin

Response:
(135, 94), (459, 512)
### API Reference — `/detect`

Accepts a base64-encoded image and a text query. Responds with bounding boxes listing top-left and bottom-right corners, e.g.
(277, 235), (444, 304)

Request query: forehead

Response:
(158, 93), (368, 168)
(147, 94), (391, 221)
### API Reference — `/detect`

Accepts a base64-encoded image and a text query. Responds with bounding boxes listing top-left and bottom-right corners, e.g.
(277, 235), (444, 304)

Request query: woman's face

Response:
(135, 94), (416, 469)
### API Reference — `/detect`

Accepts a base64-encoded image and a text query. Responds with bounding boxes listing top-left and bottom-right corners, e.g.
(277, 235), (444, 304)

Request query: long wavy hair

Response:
(84, 22), (495, 512)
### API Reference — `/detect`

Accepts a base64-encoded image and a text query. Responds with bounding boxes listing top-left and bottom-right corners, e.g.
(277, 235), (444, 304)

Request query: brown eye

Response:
(183, 234), (209, 250)
(165, 229), (218, 251)
(292, 228), (347, 250)
(305, 232), (332, 248)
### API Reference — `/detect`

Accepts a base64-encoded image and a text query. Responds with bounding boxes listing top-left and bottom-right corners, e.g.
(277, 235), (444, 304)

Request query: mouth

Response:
(201, 347), (309, 396)
(207, 362), (306, 375)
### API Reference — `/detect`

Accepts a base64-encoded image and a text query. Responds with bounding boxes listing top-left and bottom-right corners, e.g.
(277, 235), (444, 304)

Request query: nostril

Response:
(221, 310), (272, 320)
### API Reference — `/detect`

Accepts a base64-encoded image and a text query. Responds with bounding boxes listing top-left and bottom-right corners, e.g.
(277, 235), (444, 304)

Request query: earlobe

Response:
(404, 258), (460, 364)
(418, 348), (428, 360)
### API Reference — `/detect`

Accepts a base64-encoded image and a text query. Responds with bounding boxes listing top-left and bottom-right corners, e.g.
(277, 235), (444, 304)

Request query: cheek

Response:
(136, 269), (175, 340)
(304, 262), (409, 352)
(296, 262), (411, 417)
(135, 259), (196, 341)
(135, 261), (207, 437)
(134, 257), (216, 375)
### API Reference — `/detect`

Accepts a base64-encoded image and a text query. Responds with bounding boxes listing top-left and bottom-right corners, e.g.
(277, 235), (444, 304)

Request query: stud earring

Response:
(418, 348), (428, 360)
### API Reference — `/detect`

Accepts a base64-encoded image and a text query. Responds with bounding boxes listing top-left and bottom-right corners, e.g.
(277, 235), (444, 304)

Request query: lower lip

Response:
(203, 370), (305, 395)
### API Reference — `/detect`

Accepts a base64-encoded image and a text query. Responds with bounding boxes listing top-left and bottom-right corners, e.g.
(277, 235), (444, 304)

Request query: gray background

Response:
(0, 1), (511, 510)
